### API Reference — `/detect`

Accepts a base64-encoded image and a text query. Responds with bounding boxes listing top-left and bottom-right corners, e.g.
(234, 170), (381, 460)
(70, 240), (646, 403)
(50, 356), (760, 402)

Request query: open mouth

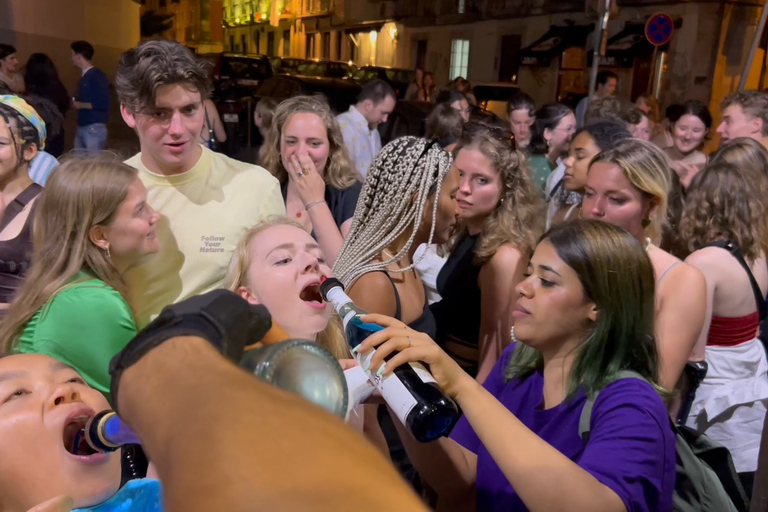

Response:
(299, 282), (323, 304)
(62, 415), (98, 457)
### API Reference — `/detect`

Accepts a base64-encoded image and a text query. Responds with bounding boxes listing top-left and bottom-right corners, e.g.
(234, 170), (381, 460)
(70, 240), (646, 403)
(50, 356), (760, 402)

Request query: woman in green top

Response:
(526, 103), (576, 194)
(0, 154), (160, 402)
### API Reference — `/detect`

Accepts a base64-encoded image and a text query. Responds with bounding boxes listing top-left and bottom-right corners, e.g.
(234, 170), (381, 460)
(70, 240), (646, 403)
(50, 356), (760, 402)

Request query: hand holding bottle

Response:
(355, 314), (474, 401)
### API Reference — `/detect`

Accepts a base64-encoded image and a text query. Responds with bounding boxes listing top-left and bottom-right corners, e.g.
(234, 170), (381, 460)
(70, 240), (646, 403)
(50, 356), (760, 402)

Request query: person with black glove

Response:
(109, 290), (427, 512)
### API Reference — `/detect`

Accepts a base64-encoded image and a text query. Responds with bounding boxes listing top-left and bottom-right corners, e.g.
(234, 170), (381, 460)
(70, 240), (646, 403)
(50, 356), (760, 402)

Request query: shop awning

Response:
(519, 24), (595, 67)
(344, 21), (387, 35)
(586, 18), (683, 68)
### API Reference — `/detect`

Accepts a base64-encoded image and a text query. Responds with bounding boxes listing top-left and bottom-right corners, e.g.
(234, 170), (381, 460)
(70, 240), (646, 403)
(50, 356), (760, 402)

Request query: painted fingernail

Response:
(350, 345), (360, 355)
(376, 363), (387, 377)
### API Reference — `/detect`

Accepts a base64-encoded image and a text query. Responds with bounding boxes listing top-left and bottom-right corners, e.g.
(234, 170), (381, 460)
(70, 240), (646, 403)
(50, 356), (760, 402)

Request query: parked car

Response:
(472, 83), (521, 119)
(254, 75), (362, 115)
(295, 59), (358, 79)
(271, 57), (308, 76)
(351, 66), (415, 99)
(202, 53), (274, 93)
(378, 100), (435, 146)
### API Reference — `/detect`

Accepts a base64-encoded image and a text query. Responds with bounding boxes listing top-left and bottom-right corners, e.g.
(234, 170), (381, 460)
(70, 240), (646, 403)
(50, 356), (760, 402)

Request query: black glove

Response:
(109, 290), (273, 410)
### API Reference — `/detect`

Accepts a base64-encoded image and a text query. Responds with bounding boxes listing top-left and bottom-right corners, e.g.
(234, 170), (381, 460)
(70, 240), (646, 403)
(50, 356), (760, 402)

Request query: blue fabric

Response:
(76, 68), (110, 126)
(28, 150), (58, 185)
(75, 123), (108, 151)
(73, 479), (162, 512)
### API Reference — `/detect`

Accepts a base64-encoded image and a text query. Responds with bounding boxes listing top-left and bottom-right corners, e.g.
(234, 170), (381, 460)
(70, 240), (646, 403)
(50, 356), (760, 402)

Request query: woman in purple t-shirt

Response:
(357, 220), (676, 512)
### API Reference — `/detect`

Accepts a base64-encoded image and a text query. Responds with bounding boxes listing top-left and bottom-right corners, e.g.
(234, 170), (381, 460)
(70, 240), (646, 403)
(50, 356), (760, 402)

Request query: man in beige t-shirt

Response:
(116, 40), (285, 326)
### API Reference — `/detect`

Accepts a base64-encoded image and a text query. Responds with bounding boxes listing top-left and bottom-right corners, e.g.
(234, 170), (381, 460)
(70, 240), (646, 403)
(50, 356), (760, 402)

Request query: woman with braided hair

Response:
(332, 136), (459, 495)
(433, 122), (545, 383)
(0, 95), (47, 311)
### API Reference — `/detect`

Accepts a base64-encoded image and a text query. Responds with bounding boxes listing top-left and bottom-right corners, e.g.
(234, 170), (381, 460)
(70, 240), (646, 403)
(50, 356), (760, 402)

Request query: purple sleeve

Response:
(578, 379), (675, 512)
(450, 344), (516, 454)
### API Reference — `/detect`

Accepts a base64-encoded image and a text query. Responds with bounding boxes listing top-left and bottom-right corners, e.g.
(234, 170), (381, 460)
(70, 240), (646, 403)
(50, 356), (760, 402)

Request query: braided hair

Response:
(0, 102), (42, 166)
(333, 136), (452, 287)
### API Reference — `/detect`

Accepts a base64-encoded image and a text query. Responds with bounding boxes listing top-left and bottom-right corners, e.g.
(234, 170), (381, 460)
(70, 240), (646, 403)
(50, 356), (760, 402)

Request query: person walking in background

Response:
(0, 44), (24, 94)
(574, 70), (618, 127)
(337, 79), (396, 179)
(24, 53), (70, 157)
(71, 40), (110, 152)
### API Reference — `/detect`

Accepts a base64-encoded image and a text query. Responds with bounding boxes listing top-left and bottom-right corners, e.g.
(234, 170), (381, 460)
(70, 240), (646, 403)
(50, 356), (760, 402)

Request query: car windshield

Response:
(221, 58), (272, 80)
(473, 85), (520, 102)
(385, 69), (415, 83)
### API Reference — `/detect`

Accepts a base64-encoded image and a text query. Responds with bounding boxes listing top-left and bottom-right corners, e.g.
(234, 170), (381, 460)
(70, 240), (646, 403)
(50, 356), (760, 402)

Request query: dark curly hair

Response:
(680, 162), (767, 262)
(116, 39), (212, 113)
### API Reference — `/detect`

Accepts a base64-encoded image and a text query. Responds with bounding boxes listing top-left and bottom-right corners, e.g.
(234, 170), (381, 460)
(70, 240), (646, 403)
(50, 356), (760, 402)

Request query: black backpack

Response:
(579, 371), (750, 512)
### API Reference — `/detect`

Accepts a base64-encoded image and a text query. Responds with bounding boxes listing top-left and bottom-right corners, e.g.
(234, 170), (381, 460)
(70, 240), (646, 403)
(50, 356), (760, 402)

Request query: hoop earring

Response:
(105, 244), (111, 259)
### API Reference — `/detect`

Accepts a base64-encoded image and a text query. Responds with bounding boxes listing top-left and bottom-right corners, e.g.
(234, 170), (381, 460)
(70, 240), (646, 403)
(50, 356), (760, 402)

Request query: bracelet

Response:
(305, 200), (327, 211)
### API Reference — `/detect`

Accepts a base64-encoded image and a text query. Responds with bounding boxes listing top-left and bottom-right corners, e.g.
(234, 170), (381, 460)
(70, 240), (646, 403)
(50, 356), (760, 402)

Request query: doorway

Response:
(498, 34), (522, 83)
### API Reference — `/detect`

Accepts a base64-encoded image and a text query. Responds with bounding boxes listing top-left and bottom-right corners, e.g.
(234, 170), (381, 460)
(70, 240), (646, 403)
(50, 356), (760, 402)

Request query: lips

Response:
(512, 303), (531, 318)
(457, 200), (472, 209)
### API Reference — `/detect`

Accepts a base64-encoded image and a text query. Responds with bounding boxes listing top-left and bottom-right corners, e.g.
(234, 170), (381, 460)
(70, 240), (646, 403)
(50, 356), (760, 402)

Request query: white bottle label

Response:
(325, 286), (352, 318)
(342, 311), (439, 427)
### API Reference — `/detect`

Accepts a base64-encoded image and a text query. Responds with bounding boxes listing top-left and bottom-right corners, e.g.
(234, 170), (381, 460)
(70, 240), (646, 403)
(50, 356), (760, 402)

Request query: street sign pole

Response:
(739, 0), (768, 91)
(587, 0), (611, 109)
(644, 13), (675, 98)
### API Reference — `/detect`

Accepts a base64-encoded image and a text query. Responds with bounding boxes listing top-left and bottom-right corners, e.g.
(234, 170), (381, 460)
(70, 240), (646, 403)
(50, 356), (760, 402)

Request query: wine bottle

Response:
(319, 277), (459, 442)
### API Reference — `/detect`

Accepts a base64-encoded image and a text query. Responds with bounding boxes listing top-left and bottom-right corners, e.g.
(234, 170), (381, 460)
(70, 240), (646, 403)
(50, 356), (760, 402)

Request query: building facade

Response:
(141, 0), (224, 53)
(222, 0), (403, 68)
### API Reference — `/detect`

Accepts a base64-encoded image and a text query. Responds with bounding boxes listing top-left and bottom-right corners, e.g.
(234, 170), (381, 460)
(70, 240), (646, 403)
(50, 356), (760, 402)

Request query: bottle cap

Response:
(319, 277), (344, 301)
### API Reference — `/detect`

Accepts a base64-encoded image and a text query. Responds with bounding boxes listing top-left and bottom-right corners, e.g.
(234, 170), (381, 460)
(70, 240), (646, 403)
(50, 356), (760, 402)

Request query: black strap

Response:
(703, 240), (767, 321)
(0, 183), (42, 233)
(378, 271), (402, 321)
(203, 106), (216, 146)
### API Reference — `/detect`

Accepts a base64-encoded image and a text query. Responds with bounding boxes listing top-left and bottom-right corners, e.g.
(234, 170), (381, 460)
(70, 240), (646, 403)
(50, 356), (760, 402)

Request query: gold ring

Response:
(302, 167), (312, 174)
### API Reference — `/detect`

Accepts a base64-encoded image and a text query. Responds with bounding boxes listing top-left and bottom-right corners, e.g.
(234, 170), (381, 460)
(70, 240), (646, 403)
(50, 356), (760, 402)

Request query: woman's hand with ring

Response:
(354, 314), (472, 399)
(288, 153), (326, 206)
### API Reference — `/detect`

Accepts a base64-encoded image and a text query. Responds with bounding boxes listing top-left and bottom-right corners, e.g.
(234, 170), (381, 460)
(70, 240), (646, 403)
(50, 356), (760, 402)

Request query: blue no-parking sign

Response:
(645, 13), (675, 47)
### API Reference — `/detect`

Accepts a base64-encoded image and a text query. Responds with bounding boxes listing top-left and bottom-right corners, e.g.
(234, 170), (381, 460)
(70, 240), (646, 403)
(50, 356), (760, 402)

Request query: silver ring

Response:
(407, 336), (412, 348)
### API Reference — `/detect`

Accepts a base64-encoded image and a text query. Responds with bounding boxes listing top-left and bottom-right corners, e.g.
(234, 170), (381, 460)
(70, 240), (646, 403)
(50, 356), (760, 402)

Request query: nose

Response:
(515, 274), (533, 299)
(168, 111), (184, 136)
(563, 155), (575, 170)
(48, 382), (82, 409)
(300, 252), (321, 274)
(381, 114), (389, 123)
(587, 197), (605, 218)
(148, 205), (160, 224)
(716, 122), (726, 135)
(459, 176), (471, 196)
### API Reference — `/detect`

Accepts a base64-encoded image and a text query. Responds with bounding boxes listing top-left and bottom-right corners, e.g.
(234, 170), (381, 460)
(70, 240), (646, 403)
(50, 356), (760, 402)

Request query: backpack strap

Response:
(703, 240), (767, 321)
(0, 183), (43, 233)
(578, 370), (648, 443)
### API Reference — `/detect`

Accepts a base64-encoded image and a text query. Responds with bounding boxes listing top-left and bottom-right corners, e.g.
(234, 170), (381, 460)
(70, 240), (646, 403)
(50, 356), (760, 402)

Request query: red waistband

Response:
(707, 311), (760, 347)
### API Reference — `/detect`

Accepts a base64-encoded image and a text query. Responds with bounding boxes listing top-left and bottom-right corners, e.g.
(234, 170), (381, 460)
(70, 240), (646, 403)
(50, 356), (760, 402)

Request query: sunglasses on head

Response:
(462, 121), (516, 150)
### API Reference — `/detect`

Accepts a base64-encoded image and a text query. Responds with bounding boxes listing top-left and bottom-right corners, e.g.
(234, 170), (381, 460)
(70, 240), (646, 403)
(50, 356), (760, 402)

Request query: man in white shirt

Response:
(337, 79), (396, 178)
(574, 70), (618, 127)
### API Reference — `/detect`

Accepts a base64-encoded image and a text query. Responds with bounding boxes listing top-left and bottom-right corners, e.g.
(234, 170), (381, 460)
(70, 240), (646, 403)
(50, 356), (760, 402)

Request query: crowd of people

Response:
(0, 36), (768, 512)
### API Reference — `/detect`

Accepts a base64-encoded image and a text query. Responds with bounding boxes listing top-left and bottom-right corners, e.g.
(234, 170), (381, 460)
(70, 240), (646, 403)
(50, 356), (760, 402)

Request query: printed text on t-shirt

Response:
(201, 235), (225, 253)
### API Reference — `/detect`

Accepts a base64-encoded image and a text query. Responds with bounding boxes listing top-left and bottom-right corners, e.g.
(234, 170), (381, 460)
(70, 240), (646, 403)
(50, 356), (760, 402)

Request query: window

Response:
(283, 30), (291, 57)
(458, 0), (465, 13)
(267, 32), (275, 56)
(241, 34), (248, 53)
(449, 39), (469, 80)
(322, 32), (331, 60)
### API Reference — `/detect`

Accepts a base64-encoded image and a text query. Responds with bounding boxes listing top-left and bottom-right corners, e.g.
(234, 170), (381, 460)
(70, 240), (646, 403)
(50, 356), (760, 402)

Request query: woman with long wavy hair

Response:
(262, 95), (361, 267)
(0, 155), (160, 402)
(432, 121), (545, 383)
(680, 161), (768, 497)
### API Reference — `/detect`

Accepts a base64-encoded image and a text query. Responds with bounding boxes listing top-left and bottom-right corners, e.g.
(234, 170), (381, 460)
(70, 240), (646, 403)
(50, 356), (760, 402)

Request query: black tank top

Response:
(0, 184), (42, 304)
(431, 233), (482, 377)
(377, 270), (437, 338)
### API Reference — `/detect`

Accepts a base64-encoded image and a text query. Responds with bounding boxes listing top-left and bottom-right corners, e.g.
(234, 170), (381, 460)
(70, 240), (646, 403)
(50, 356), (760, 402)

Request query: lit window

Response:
(458, 0), (465, 13)
(450, 39), (469, 80)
